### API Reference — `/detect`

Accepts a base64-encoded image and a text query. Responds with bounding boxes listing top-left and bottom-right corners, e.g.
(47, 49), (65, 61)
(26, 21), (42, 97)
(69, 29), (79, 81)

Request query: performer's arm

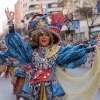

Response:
(3, 8), (33, 64)
(56, 44), (87, 69)
(85, 46), (95, 53)
(56, 45), (96, 69)
(0, 50), (10, 64)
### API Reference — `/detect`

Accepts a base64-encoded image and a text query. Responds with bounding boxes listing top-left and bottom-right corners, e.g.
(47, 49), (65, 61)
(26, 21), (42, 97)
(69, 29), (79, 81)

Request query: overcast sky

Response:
(0, 0), (17, 34)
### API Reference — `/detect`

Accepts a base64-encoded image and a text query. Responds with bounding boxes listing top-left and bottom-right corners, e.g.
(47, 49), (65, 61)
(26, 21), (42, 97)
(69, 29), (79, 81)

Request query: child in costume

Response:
(0, 42), (8, 76)
(88, 36), (100, 68)
(81, 37), (89, 68)
(0, 8), (97, 100)
(0, 42), (19, 95)
(13, 13), (49, 100)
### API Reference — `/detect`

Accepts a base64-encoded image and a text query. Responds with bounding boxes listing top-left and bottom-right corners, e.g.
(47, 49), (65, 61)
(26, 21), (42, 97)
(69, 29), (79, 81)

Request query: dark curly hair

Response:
(28, 30), (53, 48)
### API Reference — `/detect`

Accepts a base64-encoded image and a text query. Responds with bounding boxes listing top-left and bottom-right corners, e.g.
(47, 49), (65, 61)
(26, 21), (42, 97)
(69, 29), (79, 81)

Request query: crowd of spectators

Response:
(59, 35), (100, 48)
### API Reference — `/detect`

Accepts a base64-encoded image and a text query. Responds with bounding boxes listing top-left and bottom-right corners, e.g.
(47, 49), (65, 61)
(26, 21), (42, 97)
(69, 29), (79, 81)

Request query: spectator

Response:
(90, 36), (95, 46)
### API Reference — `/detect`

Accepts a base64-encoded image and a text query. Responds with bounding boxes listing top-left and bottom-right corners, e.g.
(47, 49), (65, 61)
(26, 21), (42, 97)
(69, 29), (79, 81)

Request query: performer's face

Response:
(38, 31), (50, 46)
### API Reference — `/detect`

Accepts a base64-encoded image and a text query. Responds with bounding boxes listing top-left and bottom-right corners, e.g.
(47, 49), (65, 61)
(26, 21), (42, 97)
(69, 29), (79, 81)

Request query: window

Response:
(26, 17), (29, 20)
(80, 32), (85, 38)
(73, 32), (85, 40)
(51, 4), (58, 7)
(31, 0), (37, 1)
(35, 5), (39, 9)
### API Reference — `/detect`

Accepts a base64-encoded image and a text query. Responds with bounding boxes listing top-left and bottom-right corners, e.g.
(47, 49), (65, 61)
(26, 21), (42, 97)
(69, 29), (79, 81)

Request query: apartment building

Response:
(13, 0), (100, 39)
(14, 0), (21, 34)
(18, 0), (63, 33)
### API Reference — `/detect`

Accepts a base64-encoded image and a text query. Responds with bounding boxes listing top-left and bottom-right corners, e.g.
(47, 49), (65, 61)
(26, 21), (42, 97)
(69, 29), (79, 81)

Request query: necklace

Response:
(32, 49), (58, 70)
(39, 46), (46, 56)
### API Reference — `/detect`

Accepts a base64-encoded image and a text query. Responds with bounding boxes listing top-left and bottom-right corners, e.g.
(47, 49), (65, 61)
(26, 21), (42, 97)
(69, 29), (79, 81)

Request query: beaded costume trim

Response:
(32, 50), (58, 70)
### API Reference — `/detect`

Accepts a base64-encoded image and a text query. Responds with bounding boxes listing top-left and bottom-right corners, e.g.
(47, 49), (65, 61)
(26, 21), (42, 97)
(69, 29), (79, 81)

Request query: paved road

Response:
(0, 65), (100, 100)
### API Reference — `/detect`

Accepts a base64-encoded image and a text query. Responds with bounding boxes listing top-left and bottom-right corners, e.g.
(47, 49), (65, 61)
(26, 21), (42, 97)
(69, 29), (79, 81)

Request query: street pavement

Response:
(0, 63), (100, 100)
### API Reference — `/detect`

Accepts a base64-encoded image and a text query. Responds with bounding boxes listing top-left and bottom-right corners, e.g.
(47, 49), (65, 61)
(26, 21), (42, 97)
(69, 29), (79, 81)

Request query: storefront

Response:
(91, 26), (100, 37)
(61, 25), (75, 40)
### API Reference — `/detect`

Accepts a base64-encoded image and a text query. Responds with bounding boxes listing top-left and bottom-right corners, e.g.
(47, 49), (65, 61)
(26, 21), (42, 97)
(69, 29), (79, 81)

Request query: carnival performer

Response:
(0, 41), (8, 76)
(13, 13), (48, 100)
(0, 41), (19, 94)
(0, 8), (98, 100)
(88, 36), (100, 68)
(12, 36), (31, 97)
(81, 37), (89, 68)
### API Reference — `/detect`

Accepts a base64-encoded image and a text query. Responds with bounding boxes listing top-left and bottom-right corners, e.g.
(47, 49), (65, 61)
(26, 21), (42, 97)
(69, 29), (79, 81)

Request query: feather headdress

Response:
(26, 13), (67, 44)
(42, 13), (67, 44)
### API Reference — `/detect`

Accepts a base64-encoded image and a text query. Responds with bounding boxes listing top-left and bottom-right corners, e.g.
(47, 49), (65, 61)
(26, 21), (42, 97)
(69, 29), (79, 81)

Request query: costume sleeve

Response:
(4, 25), (34, 64)
(56, 44), (87, 68)
(0, 50), (10, 64)
(85, 46), (95, 53)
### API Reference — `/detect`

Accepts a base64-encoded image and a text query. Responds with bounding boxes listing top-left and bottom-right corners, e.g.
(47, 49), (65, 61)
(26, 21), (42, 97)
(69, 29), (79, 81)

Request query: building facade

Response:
(18, 0), (63, 33)
(63, 0), (100, 40)
(14, 0), (100, 40)
(14, 0), (22, 34)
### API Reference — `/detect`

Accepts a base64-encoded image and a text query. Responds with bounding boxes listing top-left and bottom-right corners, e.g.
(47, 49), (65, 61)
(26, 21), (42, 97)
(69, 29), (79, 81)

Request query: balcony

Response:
(26, 7), (63, 15)
(27, 9), (41, 14)
(48, 7), (63, 12)
(27, 0), (60, 7)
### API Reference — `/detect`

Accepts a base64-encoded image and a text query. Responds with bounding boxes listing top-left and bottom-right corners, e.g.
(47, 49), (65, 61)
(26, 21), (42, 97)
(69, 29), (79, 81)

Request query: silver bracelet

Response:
(7, 20), (13, 25)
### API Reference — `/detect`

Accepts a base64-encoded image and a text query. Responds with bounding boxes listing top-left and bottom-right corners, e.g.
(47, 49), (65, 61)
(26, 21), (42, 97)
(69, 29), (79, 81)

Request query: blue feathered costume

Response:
(0, 13), (94, 100)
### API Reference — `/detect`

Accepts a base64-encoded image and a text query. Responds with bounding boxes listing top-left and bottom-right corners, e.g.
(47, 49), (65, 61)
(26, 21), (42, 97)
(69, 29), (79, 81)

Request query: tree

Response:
(74, 0), (99, 37)
(62, 0), (80, 40)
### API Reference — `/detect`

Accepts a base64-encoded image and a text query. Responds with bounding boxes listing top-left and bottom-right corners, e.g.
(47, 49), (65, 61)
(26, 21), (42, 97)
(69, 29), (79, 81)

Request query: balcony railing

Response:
(25, 7), (63, 15)
(27, 0), (60, 6)
(48, 7), (63, 12)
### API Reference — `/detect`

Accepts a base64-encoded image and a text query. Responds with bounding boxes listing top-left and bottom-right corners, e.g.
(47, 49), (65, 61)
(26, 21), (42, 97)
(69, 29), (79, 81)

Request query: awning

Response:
(91, 31), (99, 36)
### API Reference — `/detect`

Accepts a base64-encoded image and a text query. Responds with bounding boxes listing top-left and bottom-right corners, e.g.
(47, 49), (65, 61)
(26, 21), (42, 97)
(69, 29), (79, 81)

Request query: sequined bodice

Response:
(32, 49), (58, 70)
(30, 48), (58, 84)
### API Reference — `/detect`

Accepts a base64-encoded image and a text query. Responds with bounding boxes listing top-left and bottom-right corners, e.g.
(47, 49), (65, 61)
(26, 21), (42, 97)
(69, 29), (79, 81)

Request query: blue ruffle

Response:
(0, 50), (10, 64)
(56, 45), (87, 68)
(14, 69), (26, 78)
(52, 82), (65, 97)
(5, 32), (33, 64)
(20, 81), (65, 100)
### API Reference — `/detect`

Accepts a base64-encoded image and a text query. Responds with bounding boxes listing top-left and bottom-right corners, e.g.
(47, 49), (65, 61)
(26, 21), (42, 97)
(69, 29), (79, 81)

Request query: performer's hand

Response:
(5, 7), (14, 22)
(97, 42), (100, 48)
(93, 45), (97, 50)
